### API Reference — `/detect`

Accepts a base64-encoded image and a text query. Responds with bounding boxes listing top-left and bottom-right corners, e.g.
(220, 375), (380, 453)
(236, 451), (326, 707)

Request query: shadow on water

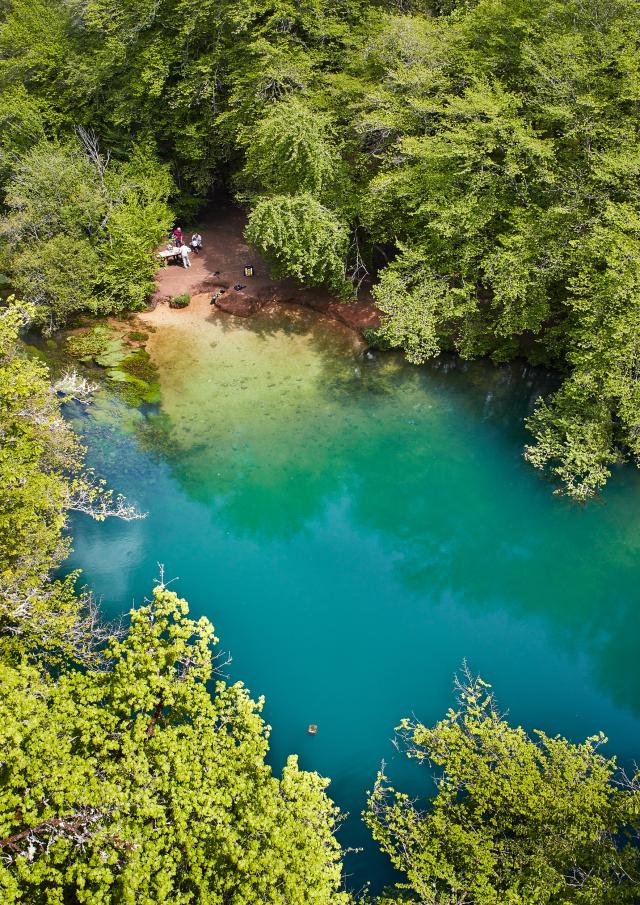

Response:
(58, 306), (640, 892)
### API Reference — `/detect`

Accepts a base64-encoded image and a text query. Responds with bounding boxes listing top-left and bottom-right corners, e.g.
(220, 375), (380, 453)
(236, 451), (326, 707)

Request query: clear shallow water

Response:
(61, 307), (640, 890)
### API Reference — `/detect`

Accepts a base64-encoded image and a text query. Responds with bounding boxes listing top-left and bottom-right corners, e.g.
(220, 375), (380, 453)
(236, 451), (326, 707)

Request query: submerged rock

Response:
(214, 292), (259, 317)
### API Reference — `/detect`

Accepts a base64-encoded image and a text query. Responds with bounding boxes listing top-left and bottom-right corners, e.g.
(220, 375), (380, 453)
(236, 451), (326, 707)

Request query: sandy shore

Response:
(144, 203), (381, 335)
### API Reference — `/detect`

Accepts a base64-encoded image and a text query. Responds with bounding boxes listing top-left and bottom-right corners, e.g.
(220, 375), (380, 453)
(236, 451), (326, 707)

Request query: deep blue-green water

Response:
(61, 307), (640, 889)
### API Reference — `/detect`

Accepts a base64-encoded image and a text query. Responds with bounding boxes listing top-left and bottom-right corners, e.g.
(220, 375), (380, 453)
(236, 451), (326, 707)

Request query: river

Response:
(57, 304), (640, 889)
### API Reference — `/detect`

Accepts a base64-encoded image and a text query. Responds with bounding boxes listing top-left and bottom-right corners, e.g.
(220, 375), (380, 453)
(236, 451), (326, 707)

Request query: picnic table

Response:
(157, 246), (182, 266)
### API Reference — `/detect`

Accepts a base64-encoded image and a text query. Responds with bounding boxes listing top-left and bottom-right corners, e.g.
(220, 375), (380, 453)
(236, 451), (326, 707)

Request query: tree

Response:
(366, 668), (640, 904)
(0, 138), (173, 326)
(0, 85), (46, 193)
(0, 585), (350, 904)
(100, 145), (175, 311)
(240, 97), (341, 201)
(525, 202), (640, 498)
(0, 301), (141, 666)
(0, 302), (80, 597)
(246, 193), (350, 293)
(371, 245), (474, 364)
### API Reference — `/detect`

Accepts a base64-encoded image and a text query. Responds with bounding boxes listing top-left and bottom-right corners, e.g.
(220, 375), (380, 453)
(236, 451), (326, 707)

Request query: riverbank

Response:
(149, 202), (381, 334)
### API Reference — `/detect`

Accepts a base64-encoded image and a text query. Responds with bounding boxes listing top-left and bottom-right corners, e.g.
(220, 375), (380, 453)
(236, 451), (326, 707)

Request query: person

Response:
(173, 226), (183, 247)
(191, 232), (202, 254)
(180, 243), (191, 268)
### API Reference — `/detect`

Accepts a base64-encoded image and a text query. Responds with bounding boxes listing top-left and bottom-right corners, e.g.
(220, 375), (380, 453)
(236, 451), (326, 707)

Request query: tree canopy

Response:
(0, 586), (348, 905)
(1, 0), (640, 494)
(1, 138), (173, 328)
(366, 668), (640, 905)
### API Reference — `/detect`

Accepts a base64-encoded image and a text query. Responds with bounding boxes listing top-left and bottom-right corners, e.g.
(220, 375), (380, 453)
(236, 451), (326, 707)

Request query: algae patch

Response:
(65, 324), (160, 407)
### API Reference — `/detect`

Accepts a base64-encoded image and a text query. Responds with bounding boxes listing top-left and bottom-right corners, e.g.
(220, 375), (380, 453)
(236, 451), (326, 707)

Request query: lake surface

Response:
(61, 305), (640, 889)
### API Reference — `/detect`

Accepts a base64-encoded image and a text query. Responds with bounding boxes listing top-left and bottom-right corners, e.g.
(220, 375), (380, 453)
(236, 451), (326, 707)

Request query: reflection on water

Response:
(61, 306), (640, 889)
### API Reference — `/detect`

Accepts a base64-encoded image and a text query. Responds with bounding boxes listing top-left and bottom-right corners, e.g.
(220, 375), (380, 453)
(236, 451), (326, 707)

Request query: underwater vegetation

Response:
(65, 324), (160, 407)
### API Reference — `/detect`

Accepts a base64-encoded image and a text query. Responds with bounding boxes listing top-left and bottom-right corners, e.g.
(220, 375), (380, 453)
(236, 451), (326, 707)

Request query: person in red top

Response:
(172, 226), (183, 247)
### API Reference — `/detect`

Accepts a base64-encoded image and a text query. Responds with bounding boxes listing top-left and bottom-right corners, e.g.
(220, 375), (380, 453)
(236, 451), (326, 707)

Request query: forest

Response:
(1, 0), (639, 497)
(2, 0), (640, 901)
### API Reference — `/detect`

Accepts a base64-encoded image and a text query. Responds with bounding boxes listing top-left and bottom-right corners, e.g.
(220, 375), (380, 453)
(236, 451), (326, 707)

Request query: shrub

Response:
(169, 293), (190, 309)
(362, 327), (392, 351)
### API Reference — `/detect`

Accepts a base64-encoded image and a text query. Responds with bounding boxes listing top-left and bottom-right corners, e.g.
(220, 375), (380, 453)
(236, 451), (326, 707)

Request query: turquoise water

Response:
(62, 306), (640, 889)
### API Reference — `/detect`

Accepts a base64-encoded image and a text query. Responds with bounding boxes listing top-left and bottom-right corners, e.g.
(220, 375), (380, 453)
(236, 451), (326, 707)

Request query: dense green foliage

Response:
(239, 97), (341, 203)
(366, 670), (640, 904)
(0, 588), (347, 904)
(246, 194), (349, 292)
(2, 0), (639, 494)
(1, 140), (173, 328)
(0, 301), (106, 665)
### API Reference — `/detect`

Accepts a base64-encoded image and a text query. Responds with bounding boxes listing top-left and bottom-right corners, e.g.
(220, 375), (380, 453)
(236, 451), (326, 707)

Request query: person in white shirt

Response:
(180, 244), (191, 268)
(190, 233), (202, 254)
